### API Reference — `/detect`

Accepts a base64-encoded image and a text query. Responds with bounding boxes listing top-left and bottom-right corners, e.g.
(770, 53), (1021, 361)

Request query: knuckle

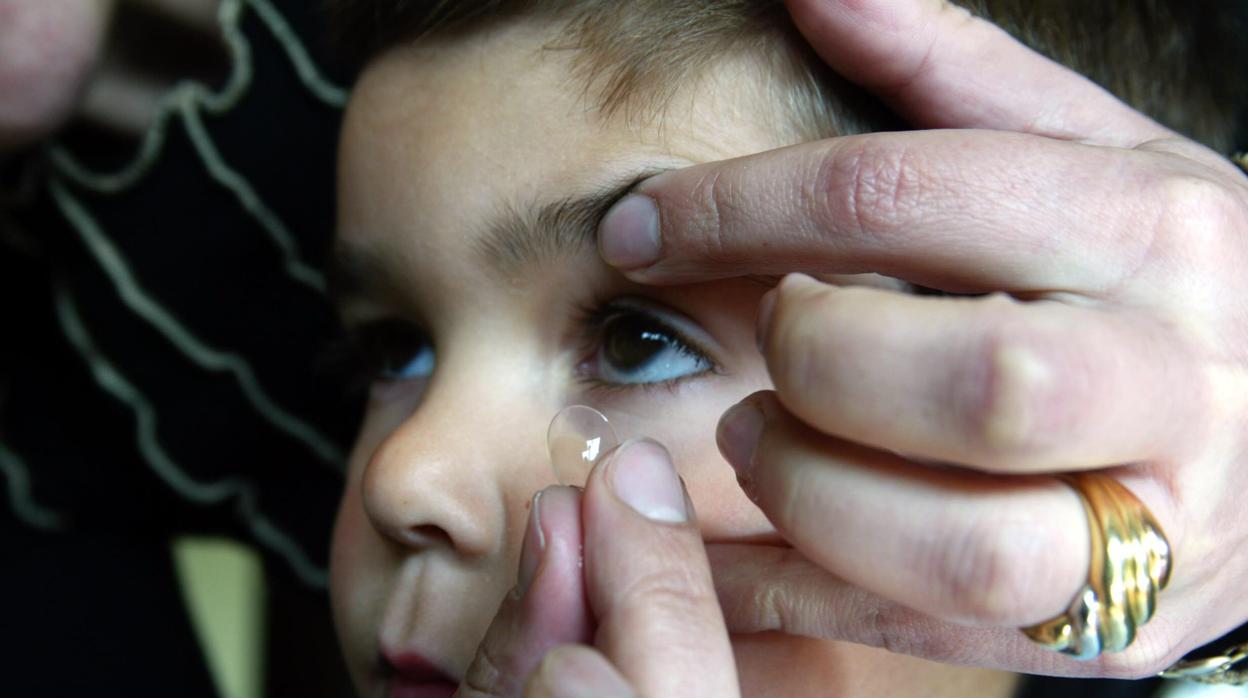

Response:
(924, 515), (1040, 625)
(815, 142), (931, 243)
(732, 548), (817, 636)
(868, 603), (967, 664)
(958, 301), (1067, 462)
(1158, 174), (1240, 221)
(622, 566), (717, 616)
(1100, 628), (1179, 679)
(691, 167), (737, 262)
(461, 644), (509, 698)
(612, 567), (724, 648)
(770, 284), (854, 401)
(1152, 174), (1241, 258)
(868, 604), (930, 657)
(749, 577), (795, 633)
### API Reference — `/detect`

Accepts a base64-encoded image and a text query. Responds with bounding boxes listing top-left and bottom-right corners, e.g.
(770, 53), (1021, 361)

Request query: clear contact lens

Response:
(546, 405), (620, 487)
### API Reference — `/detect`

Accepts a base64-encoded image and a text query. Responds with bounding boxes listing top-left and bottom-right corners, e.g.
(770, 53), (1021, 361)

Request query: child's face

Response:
(330, 21), (995, 698)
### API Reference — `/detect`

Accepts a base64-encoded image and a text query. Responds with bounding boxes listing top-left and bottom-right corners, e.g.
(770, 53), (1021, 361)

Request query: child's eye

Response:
(581, 303), (713, 387)
(384, 343), (435, 381)
(340, 320), (434, 386)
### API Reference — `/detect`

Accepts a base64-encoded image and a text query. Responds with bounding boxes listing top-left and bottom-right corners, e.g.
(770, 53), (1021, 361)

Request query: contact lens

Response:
(546, 405), (620, 486)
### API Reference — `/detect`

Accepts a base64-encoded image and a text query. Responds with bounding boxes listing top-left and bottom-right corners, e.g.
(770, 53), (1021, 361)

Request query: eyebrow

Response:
(475, 169), (665, 278)
(328, 168), (666, 305)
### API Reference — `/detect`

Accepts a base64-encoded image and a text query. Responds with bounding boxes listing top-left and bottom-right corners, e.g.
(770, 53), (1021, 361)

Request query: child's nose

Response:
(359, 384), (550, 559)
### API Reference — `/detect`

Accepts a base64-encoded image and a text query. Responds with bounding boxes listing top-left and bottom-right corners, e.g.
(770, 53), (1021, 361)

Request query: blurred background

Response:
(2, 1), (358, 695)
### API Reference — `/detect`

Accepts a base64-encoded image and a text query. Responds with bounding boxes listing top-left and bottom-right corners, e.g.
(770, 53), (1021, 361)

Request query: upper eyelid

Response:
(580, 297), (723, 372)
(587, 297), (718, 347)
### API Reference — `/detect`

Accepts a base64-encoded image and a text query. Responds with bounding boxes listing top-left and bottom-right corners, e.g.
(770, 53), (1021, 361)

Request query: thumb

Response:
(458, 486), (593, 697)
(579, 439), (741, 697)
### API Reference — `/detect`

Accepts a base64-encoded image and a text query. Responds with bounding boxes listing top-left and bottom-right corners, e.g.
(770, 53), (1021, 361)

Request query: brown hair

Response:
(325, 0), (1247, 152)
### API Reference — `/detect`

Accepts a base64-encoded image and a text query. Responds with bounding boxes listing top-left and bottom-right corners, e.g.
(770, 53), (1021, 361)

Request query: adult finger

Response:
(580, 439), (740, 697)
(714, 390), (1183, 632)
(784, 0), (1173, 145)
(707, 543), (1185, 678)
(596, 129), (1181, 288)
(460, 487), (593, 698)
(524, 645), (635, 698)
(755, 274), (1206, 472)
(0, 0), (115, 149)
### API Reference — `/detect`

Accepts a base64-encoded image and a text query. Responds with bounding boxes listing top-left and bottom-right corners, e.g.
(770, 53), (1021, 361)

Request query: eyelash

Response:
(571, 298), (718, 394)
(321, 320), (433, 396)
(326, 299), (718, 396)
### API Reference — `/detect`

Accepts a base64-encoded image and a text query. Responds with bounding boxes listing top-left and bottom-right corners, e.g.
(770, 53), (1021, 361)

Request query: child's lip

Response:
(380, 649), (458, 694)
(387, 679), (457, 698)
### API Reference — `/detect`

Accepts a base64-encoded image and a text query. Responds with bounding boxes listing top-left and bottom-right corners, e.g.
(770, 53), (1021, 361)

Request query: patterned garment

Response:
(1, 1), (355, 695)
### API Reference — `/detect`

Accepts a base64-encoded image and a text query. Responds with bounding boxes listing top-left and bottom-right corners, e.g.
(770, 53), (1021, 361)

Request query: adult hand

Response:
(0, 0), (114, 149)
(458, 440), (739, 697)
(596, 0), (1248, 679)
(0, 0), (221, 150)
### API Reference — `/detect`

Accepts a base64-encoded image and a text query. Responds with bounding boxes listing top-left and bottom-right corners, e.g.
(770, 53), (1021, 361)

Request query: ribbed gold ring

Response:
(1022, 473), (1172, 660)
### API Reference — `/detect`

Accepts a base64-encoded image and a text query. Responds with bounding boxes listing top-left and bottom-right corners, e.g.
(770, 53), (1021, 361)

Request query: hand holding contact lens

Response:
(547, 405), (620, 486)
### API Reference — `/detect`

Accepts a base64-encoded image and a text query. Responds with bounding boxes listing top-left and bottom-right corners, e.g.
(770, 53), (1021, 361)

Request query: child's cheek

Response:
(600, 377), (776, 541)
(328, 412), (416, 688)
(677, 434), (776, 541)
(328, 475), (380, 689)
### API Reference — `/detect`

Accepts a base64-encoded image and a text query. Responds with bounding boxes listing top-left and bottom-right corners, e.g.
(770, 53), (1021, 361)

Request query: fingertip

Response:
(717, 401), (767, 490)
(598, 194), (661, 271)
(603, 439), (690, 524)
(777, 272), (823, 294)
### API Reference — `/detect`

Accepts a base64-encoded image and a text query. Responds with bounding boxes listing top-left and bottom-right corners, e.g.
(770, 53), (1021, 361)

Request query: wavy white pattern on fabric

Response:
(48, 0), (348, 292)
(48, 176), (345, 471)
(53, 281), (328, 588)
(3, 0), (352, 587)
(0, 441), (67, 532)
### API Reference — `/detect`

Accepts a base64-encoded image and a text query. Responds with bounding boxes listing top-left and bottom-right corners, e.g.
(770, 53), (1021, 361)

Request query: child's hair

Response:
(327, 0), (1247, 152)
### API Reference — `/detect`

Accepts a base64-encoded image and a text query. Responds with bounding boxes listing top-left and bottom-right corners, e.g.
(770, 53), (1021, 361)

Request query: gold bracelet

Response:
(1233, 152), (1248, 175)
(1160, 641), (1248, 685)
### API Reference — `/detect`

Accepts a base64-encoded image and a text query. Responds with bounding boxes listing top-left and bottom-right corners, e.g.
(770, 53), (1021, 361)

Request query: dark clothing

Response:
(1, 1), (356, 694)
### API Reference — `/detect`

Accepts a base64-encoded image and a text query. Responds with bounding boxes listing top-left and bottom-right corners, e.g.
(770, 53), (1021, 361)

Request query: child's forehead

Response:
(337, 25), (793, 263)
(344, 20), (796, 168)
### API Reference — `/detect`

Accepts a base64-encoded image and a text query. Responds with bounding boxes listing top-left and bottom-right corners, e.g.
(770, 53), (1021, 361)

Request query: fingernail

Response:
(609, 439), (688, 523)
(517, 489), (546, 597)
(756, 288), (778, 354)
(598, 194), (661, 270)
(717, 401), (765, 485)
(782, 272), (820, 290)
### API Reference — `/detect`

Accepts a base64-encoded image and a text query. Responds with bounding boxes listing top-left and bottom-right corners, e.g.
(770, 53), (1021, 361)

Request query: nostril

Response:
(403, 524), (452, 550)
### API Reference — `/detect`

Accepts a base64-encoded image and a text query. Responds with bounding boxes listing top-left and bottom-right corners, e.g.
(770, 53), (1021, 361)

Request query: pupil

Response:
(604, 314), (668, 370)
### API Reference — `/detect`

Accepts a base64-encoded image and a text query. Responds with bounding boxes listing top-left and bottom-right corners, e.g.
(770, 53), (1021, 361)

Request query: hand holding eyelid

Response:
(547, 405), (620, 487)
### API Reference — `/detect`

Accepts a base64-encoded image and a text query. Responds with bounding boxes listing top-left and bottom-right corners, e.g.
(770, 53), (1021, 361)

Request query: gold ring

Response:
(1022, 472), (1172, 660)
